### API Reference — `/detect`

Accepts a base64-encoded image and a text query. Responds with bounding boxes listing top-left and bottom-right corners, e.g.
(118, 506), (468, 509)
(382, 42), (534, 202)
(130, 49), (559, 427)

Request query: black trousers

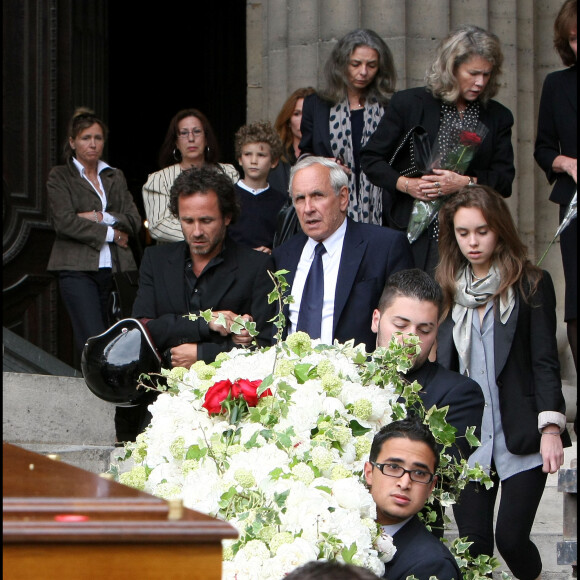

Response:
(452, 465), (548, 580)
(58, 269), (112, 357)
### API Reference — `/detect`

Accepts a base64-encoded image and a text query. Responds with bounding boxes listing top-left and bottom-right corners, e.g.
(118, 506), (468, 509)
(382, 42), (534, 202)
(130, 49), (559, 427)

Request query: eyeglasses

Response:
(370, 461), (435, 484)
(178, 129), (204, 139)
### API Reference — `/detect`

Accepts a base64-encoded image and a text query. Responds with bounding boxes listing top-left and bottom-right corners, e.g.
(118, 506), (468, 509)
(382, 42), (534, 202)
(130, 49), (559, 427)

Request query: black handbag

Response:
(384, 126), (433, 230)
(388, 125), (432, 177)
(108, 243), (139, 326)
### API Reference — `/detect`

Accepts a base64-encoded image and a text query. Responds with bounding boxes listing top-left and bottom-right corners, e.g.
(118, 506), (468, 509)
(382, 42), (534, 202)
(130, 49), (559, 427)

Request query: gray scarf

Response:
(452, 264), (515, 374)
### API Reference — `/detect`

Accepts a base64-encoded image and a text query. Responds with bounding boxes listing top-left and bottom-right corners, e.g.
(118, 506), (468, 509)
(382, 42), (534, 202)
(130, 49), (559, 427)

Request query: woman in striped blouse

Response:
(142, 108), (238, 243)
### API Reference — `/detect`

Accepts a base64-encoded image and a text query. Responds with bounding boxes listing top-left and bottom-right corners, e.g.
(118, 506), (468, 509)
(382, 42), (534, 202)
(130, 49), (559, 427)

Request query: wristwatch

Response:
(467, 176), (476, 187)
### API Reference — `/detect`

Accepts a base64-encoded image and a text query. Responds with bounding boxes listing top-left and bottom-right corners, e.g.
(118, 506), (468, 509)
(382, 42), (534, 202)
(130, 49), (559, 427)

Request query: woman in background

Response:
(534, 0), (577, 380)
(268, 86), (316, 195)
(46, 108), (142, 443)
(270, 87), (315, 246)
(436, 185), (570, 580)
(47, 108), (141, 356)
(142, 108), (239, 243)
(300, 28), (396, 224)
(361, 25), (514, 275)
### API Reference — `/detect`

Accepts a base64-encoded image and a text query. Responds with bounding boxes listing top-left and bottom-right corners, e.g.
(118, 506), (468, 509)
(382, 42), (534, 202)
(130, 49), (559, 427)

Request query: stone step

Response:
(3, 371), (116, 446)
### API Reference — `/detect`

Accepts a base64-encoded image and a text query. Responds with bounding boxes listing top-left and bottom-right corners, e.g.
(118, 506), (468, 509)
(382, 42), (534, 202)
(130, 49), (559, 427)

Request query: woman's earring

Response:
(173, 148), (181, 162)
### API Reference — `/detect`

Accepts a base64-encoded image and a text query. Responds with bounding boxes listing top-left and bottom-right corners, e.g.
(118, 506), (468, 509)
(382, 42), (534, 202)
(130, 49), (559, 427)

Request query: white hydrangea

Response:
(111, 338), (405, 580)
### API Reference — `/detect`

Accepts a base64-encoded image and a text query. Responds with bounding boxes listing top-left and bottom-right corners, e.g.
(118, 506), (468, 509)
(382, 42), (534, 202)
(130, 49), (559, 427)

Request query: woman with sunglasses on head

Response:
(46, 108), (142, 443)
(142, 108), (239, 243)
(435, 185), (571, 580)
(47, 108), (141, 358)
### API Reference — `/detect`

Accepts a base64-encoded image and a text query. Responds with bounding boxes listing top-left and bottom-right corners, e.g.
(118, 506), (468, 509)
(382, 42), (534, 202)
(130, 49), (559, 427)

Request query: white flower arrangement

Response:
(114, 333), (401, 578)
(112, 272), (500, 579)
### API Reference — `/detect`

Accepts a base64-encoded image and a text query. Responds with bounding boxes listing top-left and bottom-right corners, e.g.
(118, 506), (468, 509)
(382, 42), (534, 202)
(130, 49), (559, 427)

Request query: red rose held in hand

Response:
(202, 379), (234, 414)
(459, 131), (482, 147)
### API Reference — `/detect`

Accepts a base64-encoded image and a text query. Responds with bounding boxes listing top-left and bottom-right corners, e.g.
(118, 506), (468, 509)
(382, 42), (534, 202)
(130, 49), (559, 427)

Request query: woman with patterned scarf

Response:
(299, 29), (396, 225)
(435, 185), (571, 580)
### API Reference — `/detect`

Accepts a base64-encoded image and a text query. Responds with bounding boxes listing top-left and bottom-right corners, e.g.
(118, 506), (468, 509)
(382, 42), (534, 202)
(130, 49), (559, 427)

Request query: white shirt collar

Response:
(305, 216), (347, 257)
(72, 157), (110, 176)
(237, 179), (270, 195)
(381, 515), (413, 536)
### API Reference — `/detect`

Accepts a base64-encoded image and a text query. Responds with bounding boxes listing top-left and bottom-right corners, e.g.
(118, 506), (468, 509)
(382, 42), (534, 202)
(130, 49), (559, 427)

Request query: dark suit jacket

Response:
(534, 65), (577, 206)
(383, 515), (461, 580)
(406, 361), (484, 463)
(298, 93), (335, 158)
(132, 239), (275, 364)
(437, 270), (571, 454)
(272, 218), (413, 349)
(360, 86), (515, 230)
(46, 158), (142, 272)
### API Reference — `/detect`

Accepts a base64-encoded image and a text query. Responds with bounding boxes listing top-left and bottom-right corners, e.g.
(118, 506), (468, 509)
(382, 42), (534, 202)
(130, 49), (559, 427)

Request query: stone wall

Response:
(246, 0), (576, 383)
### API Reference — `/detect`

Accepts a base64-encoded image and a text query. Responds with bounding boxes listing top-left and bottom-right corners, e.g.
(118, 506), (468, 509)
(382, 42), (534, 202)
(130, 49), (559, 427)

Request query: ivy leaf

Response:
(349, 419), (371, 437)
(230, 321), (243, 334)
(214, 312), (228, 330)
(273, 490), (289, 507)
(341, 542), (357, 563)
(186, 444), (207, 460)
(294, 363), (316, 384)
(465, 425), (481, 448)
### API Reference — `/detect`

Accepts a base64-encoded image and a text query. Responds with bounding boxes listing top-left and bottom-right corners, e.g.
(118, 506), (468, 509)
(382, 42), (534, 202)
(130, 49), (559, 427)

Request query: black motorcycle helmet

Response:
(81, 318), (162, 407)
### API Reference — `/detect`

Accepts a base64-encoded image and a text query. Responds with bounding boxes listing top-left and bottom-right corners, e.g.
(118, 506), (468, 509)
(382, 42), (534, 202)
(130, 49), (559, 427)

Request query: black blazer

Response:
(298, 93), (335, 158)
(383, 515), (461, 580)
(534, 65), (577, 206)
(437, 270), (571, 454)
(132, 239), (275, 364)
(360, 87), (515, 230)
(272, 218), (413, 349)
(406, 361), (484, 463)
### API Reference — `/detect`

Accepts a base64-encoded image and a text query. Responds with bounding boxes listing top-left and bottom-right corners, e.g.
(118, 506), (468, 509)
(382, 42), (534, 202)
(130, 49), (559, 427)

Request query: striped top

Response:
(142, 163), (239, 242)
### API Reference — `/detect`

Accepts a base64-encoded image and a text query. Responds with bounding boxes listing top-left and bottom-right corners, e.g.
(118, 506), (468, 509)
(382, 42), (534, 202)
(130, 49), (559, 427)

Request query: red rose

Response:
(202, 379), (233, 414)
(233, 379), (264, 407)
(459, 131), (482, 147)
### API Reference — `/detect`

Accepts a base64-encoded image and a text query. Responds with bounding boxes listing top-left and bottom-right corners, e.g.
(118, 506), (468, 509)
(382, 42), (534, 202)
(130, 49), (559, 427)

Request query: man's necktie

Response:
(296, 242), (326, 339)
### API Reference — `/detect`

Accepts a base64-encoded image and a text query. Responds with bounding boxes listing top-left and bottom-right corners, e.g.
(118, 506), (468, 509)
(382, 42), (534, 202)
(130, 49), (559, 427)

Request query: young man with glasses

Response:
(364, 417), (461, 579)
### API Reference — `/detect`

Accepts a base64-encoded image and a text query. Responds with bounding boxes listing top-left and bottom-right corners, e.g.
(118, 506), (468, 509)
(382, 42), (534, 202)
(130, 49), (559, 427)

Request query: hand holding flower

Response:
(419, 168), (471, 198)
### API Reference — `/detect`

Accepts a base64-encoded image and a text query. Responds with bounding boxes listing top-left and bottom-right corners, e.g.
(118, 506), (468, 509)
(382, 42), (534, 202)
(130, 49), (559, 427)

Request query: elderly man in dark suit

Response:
(272, 156), (413, 350)
(124, 167), (275, 441)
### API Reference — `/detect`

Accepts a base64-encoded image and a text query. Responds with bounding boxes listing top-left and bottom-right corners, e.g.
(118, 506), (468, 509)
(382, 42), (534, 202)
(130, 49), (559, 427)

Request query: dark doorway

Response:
(106, 4), (247, 233)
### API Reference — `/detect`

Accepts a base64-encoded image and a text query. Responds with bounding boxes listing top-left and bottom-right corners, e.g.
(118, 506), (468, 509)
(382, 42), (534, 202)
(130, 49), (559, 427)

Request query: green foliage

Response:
(449, 537), (513, 579)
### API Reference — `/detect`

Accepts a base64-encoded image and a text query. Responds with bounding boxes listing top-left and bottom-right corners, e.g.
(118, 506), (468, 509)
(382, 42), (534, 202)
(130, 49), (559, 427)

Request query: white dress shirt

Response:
(289, 218), (347, 344)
